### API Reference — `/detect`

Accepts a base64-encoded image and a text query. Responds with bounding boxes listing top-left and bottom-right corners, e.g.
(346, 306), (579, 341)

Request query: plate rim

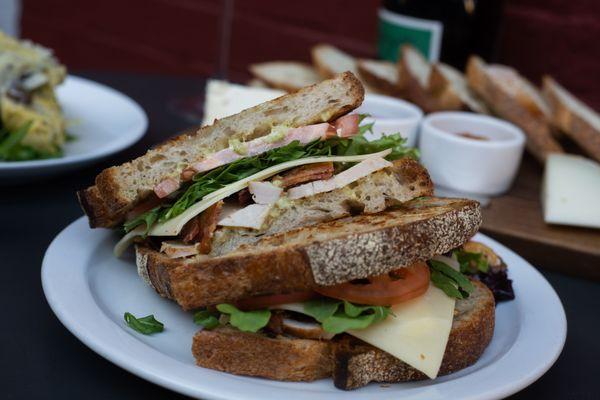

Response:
(0, 75), (148, 170)
(42, 216), (567, 400)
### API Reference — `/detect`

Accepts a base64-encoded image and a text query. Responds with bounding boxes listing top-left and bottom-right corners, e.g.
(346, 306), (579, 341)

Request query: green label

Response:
(378, 8), (443, 62)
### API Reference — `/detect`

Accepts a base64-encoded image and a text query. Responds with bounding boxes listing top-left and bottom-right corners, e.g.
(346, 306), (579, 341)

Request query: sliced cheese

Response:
(148, 149), (391, 237)
(542, 154), (600, 229)
(202, 80), (284, 126)
(347, 284), (455, 379)
(113, 226), (145, 257)
(218, 203), (273, 230)
(274, 283), (455, 379)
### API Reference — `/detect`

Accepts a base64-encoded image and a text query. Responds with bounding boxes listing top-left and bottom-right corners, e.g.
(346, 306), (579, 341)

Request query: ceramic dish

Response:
(42, 217), (566, 400)
(0, 75), (147, 181)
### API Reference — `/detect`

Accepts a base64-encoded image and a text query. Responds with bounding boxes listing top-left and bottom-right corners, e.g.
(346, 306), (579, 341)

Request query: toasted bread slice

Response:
(210, 158), (433, 256)
(311, 44), (381, 94)
(428, 63), (489, 114)
(192, 280), (495, 389)
(543, 76), (600, 163)
(397, 45), (433, 110)
(466, 56), (563, 162)
(249, 61), (322, 92)
(246, 78), (270, 88)
(357, 59), (400, 96)
(136, 197), (481, 310)
(78, 72), (364, 228)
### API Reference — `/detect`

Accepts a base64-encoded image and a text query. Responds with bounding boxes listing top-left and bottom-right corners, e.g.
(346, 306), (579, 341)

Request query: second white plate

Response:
(42, 217), (566, 400)
(0, 75), (147, 180)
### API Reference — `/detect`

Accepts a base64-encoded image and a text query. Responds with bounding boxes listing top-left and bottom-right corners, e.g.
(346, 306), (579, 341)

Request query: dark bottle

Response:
(378, 0), (504, 69)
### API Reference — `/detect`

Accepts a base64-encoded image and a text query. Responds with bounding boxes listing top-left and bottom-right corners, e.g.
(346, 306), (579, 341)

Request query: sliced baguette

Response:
(543, 76), (600, 163)
(136, 197), (481, 310)
(78, 72), (364, 228)
(357, 59), (401, 96)
(428, 63), (489, 114)
(192, 280), (495, 389)
(466, 56), (563, 162)
(312, 44), (359, 79)
(397, 45), (433, 111)
(249, 61), (322, 92)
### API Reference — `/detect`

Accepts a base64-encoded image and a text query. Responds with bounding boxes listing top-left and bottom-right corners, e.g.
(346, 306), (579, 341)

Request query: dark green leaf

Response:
(216, 304), (271, 333)
(123, 205), (164, 234)
(303, 298), (342, 322)
(429, 259), (474, 294)
(124, 312), (164, 335)
(430, 269), (465, 299)
(193, 309), (220, 330)
(303, 298), (390, 334)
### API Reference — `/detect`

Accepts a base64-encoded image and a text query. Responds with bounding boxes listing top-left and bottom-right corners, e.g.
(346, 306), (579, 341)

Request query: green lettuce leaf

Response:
(216, 304), (271, 333)
(429, 259), (475, 299)
(453, 250), (490, 274)
(193, 309), (220, 330)
(303, 299), (390, 334)
(123, 312), (164, 335)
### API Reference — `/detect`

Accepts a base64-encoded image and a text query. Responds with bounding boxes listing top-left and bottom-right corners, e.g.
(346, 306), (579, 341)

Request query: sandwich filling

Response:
(192, 242), (513, 379)
(115, 114), (419, 255)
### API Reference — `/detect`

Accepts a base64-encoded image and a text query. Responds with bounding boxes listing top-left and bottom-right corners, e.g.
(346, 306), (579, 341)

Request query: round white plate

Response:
(42, 217), (566, 400)
(0, 75), (147, 180)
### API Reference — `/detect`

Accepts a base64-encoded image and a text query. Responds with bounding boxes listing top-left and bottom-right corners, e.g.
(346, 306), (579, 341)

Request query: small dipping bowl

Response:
(355, 93), (423, 147)
(419, 112), (526, 196)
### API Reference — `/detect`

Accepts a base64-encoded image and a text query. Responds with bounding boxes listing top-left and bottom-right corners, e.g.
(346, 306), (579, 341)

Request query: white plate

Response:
(42, 217), (566, 400)
(0, 75), (147, 180)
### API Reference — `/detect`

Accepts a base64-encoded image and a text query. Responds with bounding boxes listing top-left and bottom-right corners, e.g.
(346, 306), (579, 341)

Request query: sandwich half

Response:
(78, 72), (510, 390)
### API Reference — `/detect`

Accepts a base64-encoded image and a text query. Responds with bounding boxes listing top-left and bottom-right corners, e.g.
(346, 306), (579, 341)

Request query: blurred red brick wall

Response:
(21, 0), (600, 109)
(21, 0), (379, 82)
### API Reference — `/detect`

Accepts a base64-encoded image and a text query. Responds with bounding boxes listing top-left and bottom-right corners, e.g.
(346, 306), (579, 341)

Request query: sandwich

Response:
(78, 72), (513, 389)
(0, 30), (67, 160)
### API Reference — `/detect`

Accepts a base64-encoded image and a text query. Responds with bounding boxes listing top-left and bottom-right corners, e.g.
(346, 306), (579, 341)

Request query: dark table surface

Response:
(2, 72), (599, 400)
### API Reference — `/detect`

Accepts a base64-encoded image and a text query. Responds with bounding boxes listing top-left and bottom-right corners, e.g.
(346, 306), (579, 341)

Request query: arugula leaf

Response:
(124, 312), (164, 334)
(123, 205), (165, 234)
(429, 259), (475, 299)
(303, 299), (390, 334)
(216, 304), (271, 333)
(453, 250), (490, 274)
(193, 309), (220, 330)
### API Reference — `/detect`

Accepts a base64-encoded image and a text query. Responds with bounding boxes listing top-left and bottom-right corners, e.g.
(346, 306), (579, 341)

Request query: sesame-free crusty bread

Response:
(249, 61), (322, 92)
(466, 56), (563, 162)
(210, 157), (434, 256)
(543, 76), (600, 163)
(428, 63), (489, 114)
(78, 72), (364, 228)
(192, 281), (495, 389)
(136, 197), (481, 310)
(357, 59), (401, 96)
(397, 45), (433, 111)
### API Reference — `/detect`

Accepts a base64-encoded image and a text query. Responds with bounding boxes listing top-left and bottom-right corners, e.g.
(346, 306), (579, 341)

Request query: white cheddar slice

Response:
(348, 284), (455, 379)
(274, 282), (455, 379)
(542, 154), (600, 229)
(202, 80), (284, 126)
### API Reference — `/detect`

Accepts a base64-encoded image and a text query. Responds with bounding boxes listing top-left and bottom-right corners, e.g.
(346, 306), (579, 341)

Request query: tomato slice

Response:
(314, 262), (430, 306)
(236, 292), (319, 310)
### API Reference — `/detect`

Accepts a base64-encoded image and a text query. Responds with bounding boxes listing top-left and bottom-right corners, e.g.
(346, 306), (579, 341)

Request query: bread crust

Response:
(80, 72), (365, 228)
(137, 197), (481, 310)
(466, 56), (563, 162)
(192, 281), (495, 389)
(357, 59), (401, 97)
(543, 75), (600, 163)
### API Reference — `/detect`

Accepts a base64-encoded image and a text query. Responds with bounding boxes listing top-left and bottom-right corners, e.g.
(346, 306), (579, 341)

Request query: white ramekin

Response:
(354, 93), (423, 147)
(419, 111), (526, 196)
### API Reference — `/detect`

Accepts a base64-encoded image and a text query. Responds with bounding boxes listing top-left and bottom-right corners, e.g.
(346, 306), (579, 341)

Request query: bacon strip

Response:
(277, 162), (335, 189)
(180, 201), (223, 253)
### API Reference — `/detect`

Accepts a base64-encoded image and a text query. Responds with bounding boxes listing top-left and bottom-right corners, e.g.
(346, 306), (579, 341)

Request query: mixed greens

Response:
(193, 300), (390, 334)
(124, 115), (418, 234)
(124, 312), (164, 335)
(0, 121), (63, 161)
(429, 259), (475, 300)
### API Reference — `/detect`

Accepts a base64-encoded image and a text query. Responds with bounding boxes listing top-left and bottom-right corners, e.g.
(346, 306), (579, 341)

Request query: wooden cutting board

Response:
(480, 155), (600, 280)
